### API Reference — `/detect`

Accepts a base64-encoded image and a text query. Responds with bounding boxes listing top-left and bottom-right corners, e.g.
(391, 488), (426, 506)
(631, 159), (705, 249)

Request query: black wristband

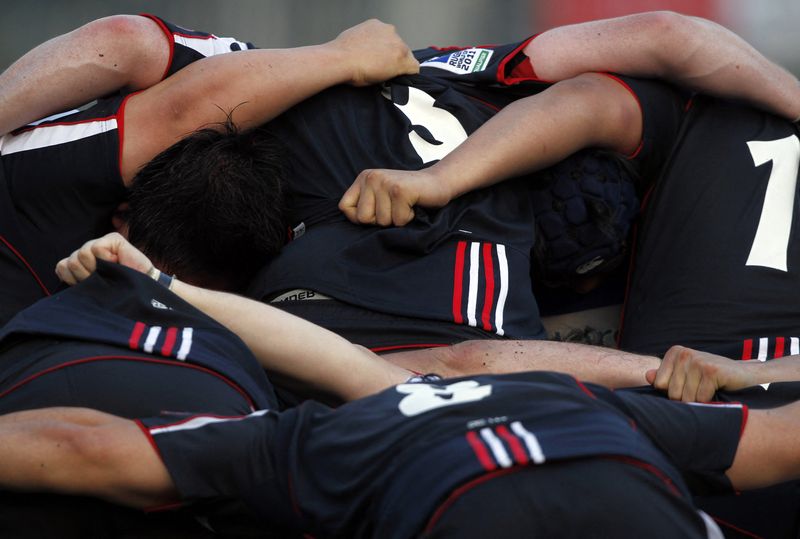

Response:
(156, 271), (174, 290)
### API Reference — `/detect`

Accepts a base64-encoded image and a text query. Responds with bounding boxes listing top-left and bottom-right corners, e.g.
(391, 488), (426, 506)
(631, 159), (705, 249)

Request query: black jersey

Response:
(247, 41), (685, 345)
(0, 261), (278, 412)
(0, 15), (253, 327)
(620, 96), (800, 359)
(141, 371), (742, 539)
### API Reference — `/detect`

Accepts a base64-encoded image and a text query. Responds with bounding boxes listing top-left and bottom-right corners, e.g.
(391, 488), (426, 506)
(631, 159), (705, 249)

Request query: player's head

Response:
(126, 119), (289, 291)
(531, 149), (640, 290)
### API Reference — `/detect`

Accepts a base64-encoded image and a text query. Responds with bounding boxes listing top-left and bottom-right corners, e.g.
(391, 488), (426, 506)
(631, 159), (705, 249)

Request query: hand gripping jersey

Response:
(141, 371), (743, 538)
(0, 261), (277, 413)
(0, 15), (254, 327)
(620, 96), (800, 360)
(247, 41), (686, 345)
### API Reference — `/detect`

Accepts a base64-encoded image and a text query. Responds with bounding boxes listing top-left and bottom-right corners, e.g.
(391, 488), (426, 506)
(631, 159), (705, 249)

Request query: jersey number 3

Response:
(746, 134), (800, 272)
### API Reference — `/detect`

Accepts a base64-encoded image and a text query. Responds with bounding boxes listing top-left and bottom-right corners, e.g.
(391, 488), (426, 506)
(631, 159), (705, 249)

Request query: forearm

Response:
(430, 74), (640, 202)
(169, 281), (409, 400)
(0, 15), (168, 135)
(744, 355), (800, 386)
(385, 339), (660, 388)
(529, 11), (800, 121)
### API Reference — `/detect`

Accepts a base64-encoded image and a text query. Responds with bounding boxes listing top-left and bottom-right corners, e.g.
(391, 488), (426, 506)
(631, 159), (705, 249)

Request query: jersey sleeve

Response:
(138, 410), (286, 505)
(614, 391), (745, 494)
(605, 76), (689, 192)
(139, 14), (257, 79)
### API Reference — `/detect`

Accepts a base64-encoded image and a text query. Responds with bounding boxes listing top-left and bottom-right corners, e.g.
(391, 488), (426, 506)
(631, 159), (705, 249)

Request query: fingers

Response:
(337, 19), (418, 86)
(651, 346), (721, 402)
(55, 232), (152, 286)
(339, 169), (417, 227)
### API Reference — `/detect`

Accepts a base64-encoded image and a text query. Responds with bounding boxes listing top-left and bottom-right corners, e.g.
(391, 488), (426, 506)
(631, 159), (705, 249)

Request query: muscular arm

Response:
(528, 10), (800, 121)
(0, 15), (169, 136)
(728, 400), (800, 490)
(340, 72), (640, 225)
(385, 338), (659, 388)
(0, 407), (173, 508)
(341, 11), (800, 226)
(120, 19), (417, 182)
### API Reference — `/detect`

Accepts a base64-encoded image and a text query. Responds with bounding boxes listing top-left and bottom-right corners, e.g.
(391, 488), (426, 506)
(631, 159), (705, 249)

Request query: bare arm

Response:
(728, 401), (800, 490)
(647, 345), (800, 402)
(0, 407), (173, 508)
(340, 72), (640, 225)
(56, 233), (410, 401)
(340, 11), (800, 227)
(0, 15), (170, 136)
(527, 10), (800, 121)
(120, 19), (417, 182)
(384, 338), (659, 389)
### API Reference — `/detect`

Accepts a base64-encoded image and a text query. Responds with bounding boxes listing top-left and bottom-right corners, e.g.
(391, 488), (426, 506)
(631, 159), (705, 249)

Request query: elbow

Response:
(76, 15), (168, 90)
(632, 11), (703, 78)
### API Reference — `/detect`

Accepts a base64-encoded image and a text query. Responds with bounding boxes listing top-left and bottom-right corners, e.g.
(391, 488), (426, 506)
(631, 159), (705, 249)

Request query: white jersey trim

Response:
(150, 409), (269, 435)
(1, 118), (118, 156)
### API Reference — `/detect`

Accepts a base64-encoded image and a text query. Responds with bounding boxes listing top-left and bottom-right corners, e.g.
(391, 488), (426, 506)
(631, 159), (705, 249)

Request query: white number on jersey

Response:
(396, 380), (492, 417)
(746, 135), (800, 271)
(384, 86), (468, 164)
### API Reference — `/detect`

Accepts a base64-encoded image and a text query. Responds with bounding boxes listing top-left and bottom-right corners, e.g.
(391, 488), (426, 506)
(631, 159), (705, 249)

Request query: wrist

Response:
(146, 266), (175, 290)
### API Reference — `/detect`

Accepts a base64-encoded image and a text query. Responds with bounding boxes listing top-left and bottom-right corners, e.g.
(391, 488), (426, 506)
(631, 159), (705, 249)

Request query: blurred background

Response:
(2, 0), (798, 74)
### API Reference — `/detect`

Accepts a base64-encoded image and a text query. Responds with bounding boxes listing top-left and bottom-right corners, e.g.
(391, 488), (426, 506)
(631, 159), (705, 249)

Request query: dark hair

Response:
(127, 119), (288, 290)
(531, 149), (641, 288)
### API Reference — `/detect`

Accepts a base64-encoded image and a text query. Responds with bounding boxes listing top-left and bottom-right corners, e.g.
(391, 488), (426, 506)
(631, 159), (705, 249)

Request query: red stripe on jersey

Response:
(0, 355), (257, 409)
(466, 431), (497, 471)
(775, 337), (785, 359)
(496, 35), (542, 84)
(606, 456), (682, 497)
(0, 235), (51, 296)
(741, 339), (754, 360)
(480, 243), (495, 331)
(739, 404), (750, 439)
(161, 327), (179, 356)
(424, 468), (518, 533)
(129, 322), (146, 350)
(139, 14), (175, 81)
(117, 92), (139, 182)
(574, 378), (596, 398)
(495, 425), (529, 465)
(452, 241), (467, 324)
(370, 343), (449, 354)
(12, 114), (119, 135)
(599, 73), (643, 159)
(709, 517), (763, 539)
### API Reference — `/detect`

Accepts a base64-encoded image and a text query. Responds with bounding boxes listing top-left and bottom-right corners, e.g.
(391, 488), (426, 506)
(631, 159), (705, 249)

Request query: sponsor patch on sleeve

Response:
(421, 48), (494, 75)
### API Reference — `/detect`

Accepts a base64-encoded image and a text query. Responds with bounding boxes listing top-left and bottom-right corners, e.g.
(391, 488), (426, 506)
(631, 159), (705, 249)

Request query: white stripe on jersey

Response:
(143, 326), (162, 354)
(466, 242), (480, 327)
(511, 421), (545, 464)
(176, 327), (194, 360)
(0, 118), (117, 156)
(686, 402), (743, 409)
(792, 337), (799, 356)
(173, 35), (248, 58)
(480, 427), (512, 468)
(494, 244), (508, 336)
(150, 409), (269, 435)
(26, 108), (81, 126)
(757, 337), (769, 362)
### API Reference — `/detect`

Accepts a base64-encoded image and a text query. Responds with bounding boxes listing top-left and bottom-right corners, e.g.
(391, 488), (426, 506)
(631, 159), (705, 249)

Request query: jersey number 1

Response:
(746, 134), (800, 272)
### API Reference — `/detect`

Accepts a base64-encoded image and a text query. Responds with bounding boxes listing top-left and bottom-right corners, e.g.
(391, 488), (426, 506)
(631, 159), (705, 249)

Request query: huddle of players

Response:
(2, 10), (800, 538)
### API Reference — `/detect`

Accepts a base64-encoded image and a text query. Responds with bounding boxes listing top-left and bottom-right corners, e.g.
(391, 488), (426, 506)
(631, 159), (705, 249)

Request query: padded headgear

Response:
(531, 150), (639, 286)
